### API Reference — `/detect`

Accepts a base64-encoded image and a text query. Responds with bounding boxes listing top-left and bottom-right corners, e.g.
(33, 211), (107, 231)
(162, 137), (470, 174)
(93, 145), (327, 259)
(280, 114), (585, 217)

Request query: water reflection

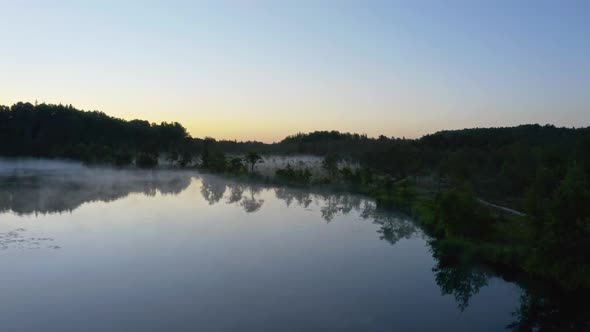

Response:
(0, 169), (192, 215)
(226, 183), (244, 204)
(429, 237), (590, 330)
(507, 289), (590, 331)
(0, 167), (421, 249)
(1, 168), (589, 329)
(1, 167), (421, 248)
(275, 187), (313, 208)
(200, 177), (226, 205)
(240, 186), (264, 213)
(199, 179), (265, 213)
(200, 177), (420, 246)
(434, 263), (490, 311)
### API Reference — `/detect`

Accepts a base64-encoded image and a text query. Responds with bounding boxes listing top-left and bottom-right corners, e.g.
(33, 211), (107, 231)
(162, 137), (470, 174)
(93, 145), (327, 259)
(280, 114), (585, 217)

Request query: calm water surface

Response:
(0, 161), (528, 331)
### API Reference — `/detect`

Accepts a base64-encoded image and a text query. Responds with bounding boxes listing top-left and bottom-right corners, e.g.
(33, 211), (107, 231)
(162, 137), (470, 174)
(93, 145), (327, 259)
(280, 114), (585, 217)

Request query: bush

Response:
(275, 164), (312, 185)
(433, 185), (493, 238)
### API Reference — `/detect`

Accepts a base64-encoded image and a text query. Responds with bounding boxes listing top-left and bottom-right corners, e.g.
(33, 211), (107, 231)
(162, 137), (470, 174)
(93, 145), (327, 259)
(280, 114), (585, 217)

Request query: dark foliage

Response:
(0, 102), (192, 167)
(275, 165), (312, 185)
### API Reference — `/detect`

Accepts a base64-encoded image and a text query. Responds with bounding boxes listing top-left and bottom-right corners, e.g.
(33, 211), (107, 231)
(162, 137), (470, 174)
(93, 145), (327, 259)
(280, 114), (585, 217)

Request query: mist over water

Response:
(0, 159), (552, 331)
(0, 158), (195, 215)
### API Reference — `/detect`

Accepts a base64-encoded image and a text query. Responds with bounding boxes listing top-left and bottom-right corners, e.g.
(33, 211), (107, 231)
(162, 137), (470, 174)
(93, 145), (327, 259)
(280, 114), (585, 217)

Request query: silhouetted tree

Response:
(321, 153), (339, 180)
(245, 151), (263, 173)
(228, 157), (246, 173)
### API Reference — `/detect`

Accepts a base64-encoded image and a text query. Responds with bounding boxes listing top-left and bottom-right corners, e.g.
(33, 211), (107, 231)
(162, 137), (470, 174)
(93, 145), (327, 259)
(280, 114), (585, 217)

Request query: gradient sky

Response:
(1, 1), (589, 142)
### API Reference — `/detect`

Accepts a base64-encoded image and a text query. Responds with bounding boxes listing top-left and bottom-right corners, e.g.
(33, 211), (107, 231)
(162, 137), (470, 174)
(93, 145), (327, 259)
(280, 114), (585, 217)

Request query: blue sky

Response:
(1, 0), (588, 141)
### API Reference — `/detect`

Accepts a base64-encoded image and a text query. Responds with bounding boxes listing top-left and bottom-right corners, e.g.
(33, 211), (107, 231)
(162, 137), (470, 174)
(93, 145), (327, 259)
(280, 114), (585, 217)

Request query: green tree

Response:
(207, 150), (227, 172)
(228, 157), (246, 173)
(200, 137), (216, 168)
(433, 185), (492, 238)
(245, 151), (263, 173)
(551, 163), (589, 235)
(178, 151), (193, 167)
(321, 153), (339, 180)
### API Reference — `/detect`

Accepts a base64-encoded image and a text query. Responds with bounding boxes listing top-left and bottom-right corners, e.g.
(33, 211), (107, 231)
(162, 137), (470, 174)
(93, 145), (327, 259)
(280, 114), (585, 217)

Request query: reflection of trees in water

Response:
(273, 187), (419, 245)
(507, 289), (590, 331)
(429, 238), (590, 327)
(318, 194), (362, 222)
(0, 171), (193, 215)
(159, 176), (192, 195)
(433, 262), (489, 311)
(277, 187), (364, 222)
(298, 193), (313, 208)
(240, 186), (264, 213)
(226, 183), (244, 204)
(4, 171), (587, 325)
(371, 212), (417, 245)
(15, 168), (573, 325)
(429, 239), (490, 311)
(274, 187), (294, 207)
(200, 179), (226, 205)
(275, 188), (312, 208)
(209, 179), (416, 235)
(201, 178), (264, 213)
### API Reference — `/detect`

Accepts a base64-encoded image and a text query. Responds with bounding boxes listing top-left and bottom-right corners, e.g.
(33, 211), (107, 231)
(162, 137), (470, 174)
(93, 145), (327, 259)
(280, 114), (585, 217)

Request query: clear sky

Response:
(1, 1), (589, 142)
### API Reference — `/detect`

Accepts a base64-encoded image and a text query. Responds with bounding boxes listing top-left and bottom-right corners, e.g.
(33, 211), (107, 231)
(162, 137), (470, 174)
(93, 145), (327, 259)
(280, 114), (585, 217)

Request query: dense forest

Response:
(0, 102), (194, 167)
(2, 101), (589, 289)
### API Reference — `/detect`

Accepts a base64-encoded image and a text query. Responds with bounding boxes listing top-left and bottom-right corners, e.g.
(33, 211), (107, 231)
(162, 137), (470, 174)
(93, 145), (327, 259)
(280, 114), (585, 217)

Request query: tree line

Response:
(0, 102), (195, 167)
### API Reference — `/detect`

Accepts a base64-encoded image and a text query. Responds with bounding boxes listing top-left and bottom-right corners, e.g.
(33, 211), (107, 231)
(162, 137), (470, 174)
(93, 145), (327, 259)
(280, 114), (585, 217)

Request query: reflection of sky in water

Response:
(0, 166), (523, 332)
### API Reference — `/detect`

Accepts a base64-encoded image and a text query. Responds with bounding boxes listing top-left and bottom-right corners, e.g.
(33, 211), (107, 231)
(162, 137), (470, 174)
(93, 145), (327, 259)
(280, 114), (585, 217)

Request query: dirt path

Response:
(477, 198), (526, 217)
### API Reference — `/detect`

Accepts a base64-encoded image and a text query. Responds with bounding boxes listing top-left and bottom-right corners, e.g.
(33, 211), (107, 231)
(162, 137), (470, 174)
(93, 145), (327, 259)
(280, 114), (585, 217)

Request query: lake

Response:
(0, 160), (557, 331)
